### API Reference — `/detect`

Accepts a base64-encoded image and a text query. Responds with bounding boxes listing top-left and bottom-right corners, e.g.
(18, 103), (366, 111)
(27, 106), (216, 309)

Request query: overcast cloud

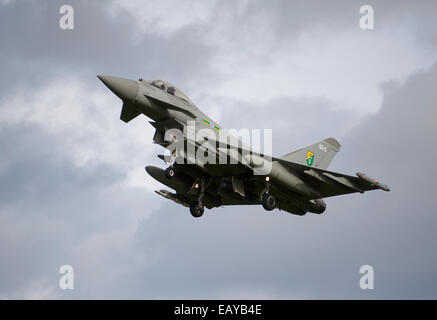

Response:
(0, 0), (436, 299)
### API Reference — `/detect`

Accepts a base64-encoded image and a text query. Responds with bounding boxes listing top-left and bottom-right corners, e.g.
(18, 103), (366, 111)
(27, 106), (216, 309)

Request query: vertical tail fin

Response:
(280, 137), (341, 170)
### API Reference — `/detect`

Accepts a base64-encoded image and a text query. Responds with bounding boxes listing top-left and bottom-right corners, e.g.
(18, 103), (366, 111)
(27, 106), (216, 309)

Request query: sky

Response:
(0, 0), (436, 299)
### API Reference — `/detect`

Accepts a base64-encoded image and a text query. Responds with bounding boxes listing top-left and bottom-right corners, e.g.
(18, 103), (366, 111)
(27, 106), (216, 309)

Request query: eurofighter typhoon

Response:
(98, 75), (390, 218)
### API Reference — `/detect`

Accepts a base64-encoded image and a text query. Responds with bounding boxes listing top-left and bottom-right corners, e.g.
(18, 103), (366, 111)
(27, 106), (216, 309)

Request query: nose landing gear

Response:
(261, 176), (276, 211)
(190, 201), (204, 218)
(188, 176), (215, 218)
(190, 176), (207, 218)
(261, 192), (276, 211)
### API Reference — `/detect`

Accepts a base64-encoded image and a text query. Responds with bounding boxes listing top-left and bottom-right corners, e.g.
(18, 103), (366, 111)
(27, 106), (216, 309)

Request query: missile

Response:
(356, 172), (390, 192)
(155, 190), (190, 207)
(300, 199), (326, 214)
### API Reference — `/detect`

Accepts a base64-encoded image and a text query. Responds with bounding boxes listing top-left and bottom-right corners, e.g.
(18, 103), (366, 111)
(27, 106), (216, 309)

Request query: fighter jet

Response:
(98, 75), (390, 218)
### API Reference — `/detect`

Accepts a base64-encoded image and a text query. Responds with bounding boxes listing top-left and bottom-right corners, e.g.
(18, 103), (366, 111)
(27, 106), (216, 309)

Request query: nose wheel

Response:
(190, 201), (204, 218)
(188, 176), (214, 218)
(261, 192), (276, 211)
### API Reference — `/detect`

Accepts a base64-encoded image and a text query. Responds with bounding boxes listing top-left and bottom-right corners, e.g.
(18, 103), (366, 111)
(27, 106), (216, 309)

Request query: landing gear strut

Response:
(189, 176), (213, 218)
(261, 177), (276, 211)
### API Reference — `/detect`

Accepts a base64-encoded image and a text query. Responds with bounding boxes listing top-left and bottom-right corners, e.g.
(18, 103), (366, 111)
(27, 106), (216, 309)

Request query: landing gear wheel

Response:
(165, 166), (176, 179)
(190, 201), (204, 218)
(262, 193), (276, 211)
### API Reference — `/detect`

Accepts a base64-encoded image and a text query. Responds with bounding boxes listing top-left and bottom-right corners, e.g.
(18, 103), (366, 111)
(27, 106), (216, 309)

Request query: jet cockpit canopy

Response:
(150, 80), (194, 105)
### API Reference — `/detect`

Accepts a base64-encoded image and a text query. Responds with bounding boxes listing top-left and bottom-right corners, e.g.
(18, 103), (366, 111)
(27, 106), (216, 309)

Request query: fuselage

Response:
(98, 75), (389, 217)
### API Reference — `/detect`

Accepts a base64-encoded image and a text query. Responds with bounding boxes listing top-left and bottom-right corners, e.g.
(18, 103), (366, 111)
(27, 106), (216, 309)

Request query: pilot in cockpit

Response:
(150, 80), (194, 106)
(151, 80), (165, 90)
(167, 86), (176, 95)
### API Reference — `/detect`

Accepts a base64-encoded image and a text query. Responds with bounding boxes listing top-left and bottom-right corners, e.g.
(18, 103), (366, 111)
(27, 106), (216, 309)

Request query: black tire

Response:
(262, 193), (276, 211)
(165, 167), (176, 179)
(190, 201), (204, 218)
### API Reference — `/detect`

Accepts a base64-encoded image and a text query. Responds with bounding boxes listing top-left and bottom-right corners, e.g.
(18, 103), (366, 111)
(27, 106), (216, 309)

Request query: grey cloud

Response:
(212, 96), (361, 156)
(0, 123), (153, 298)
(0, 0), (214, 96)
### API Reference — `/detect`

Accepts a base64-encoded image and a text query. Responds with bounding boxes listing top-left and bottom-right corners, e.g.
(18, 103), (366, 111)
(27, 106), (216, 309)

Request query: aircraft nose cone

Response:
(97, 75), (138, 101)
